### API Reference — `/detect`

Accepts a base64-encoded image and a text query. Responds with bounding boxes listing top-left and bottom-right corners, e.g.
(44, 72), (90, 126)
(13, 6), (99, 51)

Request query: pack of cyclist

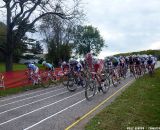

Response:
(105, 54), (157, 77)
(24, 53), (157, 91)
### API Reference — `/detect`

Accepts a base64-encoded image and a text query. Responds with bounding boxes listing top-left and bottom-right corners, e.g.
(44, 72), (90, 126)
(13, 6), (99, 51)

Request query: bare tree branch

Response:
(11, 2), (24, 26)
(20, 0), (42, 21)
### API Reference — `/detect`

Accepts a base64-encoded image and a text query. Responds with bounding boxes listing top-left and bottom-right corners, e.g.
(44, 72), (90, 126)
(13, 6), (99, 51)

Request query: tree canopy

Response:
(0, 0), (83, 71)
(73, 25), (105, 56)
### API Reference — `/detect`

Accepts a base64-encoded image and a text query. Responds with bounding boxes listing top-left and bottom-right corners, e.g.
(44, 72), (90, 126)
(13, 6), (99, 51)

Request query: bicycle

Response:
(129, 64), (136, 78)
(57, 70), (70, 86)
(109, 66), (121, 87)
(66, 69), (86, 92)
(85, 69), (110, 100)
(25, 71), (44, 88)
(41, 70), (56, 88)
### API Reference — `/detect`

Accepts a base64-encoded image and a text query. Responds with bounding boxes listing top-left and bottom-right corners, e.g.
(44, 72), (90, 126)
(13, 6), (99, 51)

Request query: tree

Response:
(39, 10), (84, 66)
(0, 0), (83, 72)
(0, 21), (35, 62)
(0, 22), (6, 62)
(31, 41), (43, 54)
(73, 25), (105, 56)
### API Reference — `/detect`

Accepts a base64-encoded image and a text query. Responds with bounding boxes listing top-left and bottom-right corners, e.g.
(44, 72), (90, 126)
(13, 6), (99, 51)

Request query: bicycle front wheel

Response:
(101, 78), (110, 94)
(85, 80), (96, 101)
(61, 75), (68, 86)
(67, 75), (77, 92)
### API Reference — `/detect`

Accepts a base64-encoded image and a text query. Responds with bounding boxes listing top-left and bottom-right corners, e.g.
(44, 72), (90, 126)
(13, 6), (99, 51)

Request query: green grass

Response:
(85, 69), (160, 130)
(0, 63), (43, 72)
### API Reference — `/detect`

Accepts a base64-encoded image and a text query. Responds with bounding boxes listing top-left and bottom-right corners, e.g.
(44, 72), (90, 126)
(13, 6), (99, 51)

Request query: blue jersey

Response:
(28, 64), (38, 71)
(44, 63), (53, 69)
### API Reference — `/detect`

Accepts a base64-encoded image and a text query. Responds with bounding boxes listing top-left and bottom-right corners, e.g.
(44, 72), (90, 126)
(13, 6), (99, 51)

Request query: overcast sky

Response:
(1, 0), (160, 59)
(82, 0), (160, 58)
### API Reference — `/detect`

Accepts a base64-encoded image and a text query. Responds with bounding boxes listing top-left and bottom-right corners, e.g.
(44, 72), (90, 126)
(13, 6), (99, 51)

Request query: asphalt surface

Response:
(0, 62), (159, 130)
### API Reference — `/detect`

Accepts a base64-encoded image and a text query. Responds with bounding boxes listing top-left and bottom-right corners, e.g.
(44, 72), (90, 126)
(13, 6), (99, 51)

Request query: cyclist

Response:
(134, 55), (142, 75)
(128, 55), (135, 76)
(147, 55), (154, 72)
(69, 59), (84, 86)
(25, 62), (40, 84)
(92, 58), (106, 91)
(119, 56), (126, 77)
(61, 61), (70, 72)
(26, 62), (39, 75)
(42, 61), (54, 71)
(85, 52), (94, 71)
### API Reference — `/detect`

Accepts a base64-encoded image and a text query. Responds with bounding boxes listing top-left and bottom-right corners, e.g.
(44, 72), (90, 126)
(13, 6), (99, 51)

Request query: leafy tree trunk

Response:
(5, 31), (14, 72)
(5, 2), (13, 72)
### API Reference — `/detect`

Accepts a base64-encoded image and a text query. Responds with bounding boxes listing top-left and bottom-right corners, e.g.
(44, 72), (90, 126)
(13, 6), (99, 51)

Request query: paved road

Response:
(0, 62), (159, 130)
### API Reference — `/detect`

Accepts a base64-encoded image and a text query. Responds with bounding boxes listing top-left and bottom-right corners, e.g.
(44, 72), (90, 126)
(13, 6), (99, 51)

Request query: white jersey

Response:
(151, 56), (156, 64)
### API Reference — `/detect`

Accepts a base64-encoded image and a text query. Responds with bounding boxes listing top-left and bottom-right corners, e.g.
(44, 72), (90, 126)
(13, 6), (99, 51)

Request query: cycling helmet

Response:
(42, 61), (46, 65)
(62, 61), (67, 65)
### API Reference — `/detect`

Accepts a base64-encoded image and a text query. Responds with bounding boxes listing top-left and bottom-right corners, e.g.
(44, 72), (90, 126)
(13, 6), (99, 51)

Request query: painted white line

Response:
(0, 86), (64, 102)
(24, 79), (134, 130)
(0, 90), (68, 115)
(0, 87), (66, 108)
(24, 98), (86, 130)
(0, 90), (84, 126)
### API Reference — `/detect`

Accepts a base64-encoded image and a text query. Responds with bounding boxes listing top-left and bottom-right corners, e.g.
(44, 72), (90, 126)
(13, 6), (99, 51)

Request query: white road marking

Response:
(0, 86), (64, 102)
(24, 98), (86, 130)
(0, 90), (84, 126)
(0, 87), (66, 108)
(0, 90), (68, 115)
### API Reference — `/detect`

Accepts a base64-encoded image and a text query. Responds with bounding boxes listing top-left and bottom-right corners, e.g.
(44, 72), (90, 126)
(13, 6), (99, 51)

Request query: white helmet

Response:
(42, 61), (46, 65)
(62, 61), (66, 65)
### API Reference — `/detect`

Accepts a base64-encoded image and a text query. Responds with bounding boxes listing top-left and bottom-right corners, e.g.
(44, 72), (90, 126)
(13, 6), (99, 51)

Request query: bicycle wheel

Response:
(61, 74), (68, 86)
(79, 71), (87, 88)
(37, 77), (45, 88)
(101, 78), (110, 93)
(85, 80), (96, 100)
(101, 72), (110, 93)
(112, 75), (119, 87)
(67, 74), (77, 92)
(40, 74), (51, 88)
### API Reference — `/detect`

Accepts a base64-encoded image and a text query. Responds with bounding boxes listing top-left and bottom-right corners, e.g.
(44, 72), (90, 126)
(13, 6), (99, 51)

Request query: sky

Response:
(82, 0), (160, 58)
(0, 0), (160, 59)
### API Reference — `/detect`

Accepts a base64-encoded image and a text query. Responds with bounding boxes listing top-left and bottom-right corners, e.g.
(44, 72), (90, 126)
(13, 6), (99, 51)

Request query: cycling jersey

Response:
(112, 57), (119, 67)
(28, 64), (39, 73)
(44, 63), (54, 71)
(129, 57), (134, 65)
(75, 62), (83, 72)
(135, 57), (141, 65)
(151, 57), (156, 64)
(119, 57), (125, 67)
(147, 58), (153, 65)
(61, 63), (70, 72)
(85, 53), (93, 71)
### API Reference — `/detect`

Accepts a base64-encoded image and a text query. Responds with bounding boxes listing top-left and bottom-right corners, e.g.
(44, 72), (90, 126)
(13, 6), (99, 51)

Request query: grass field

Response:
(85, 69), (160, 130)
(0, 63), (43, 72)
